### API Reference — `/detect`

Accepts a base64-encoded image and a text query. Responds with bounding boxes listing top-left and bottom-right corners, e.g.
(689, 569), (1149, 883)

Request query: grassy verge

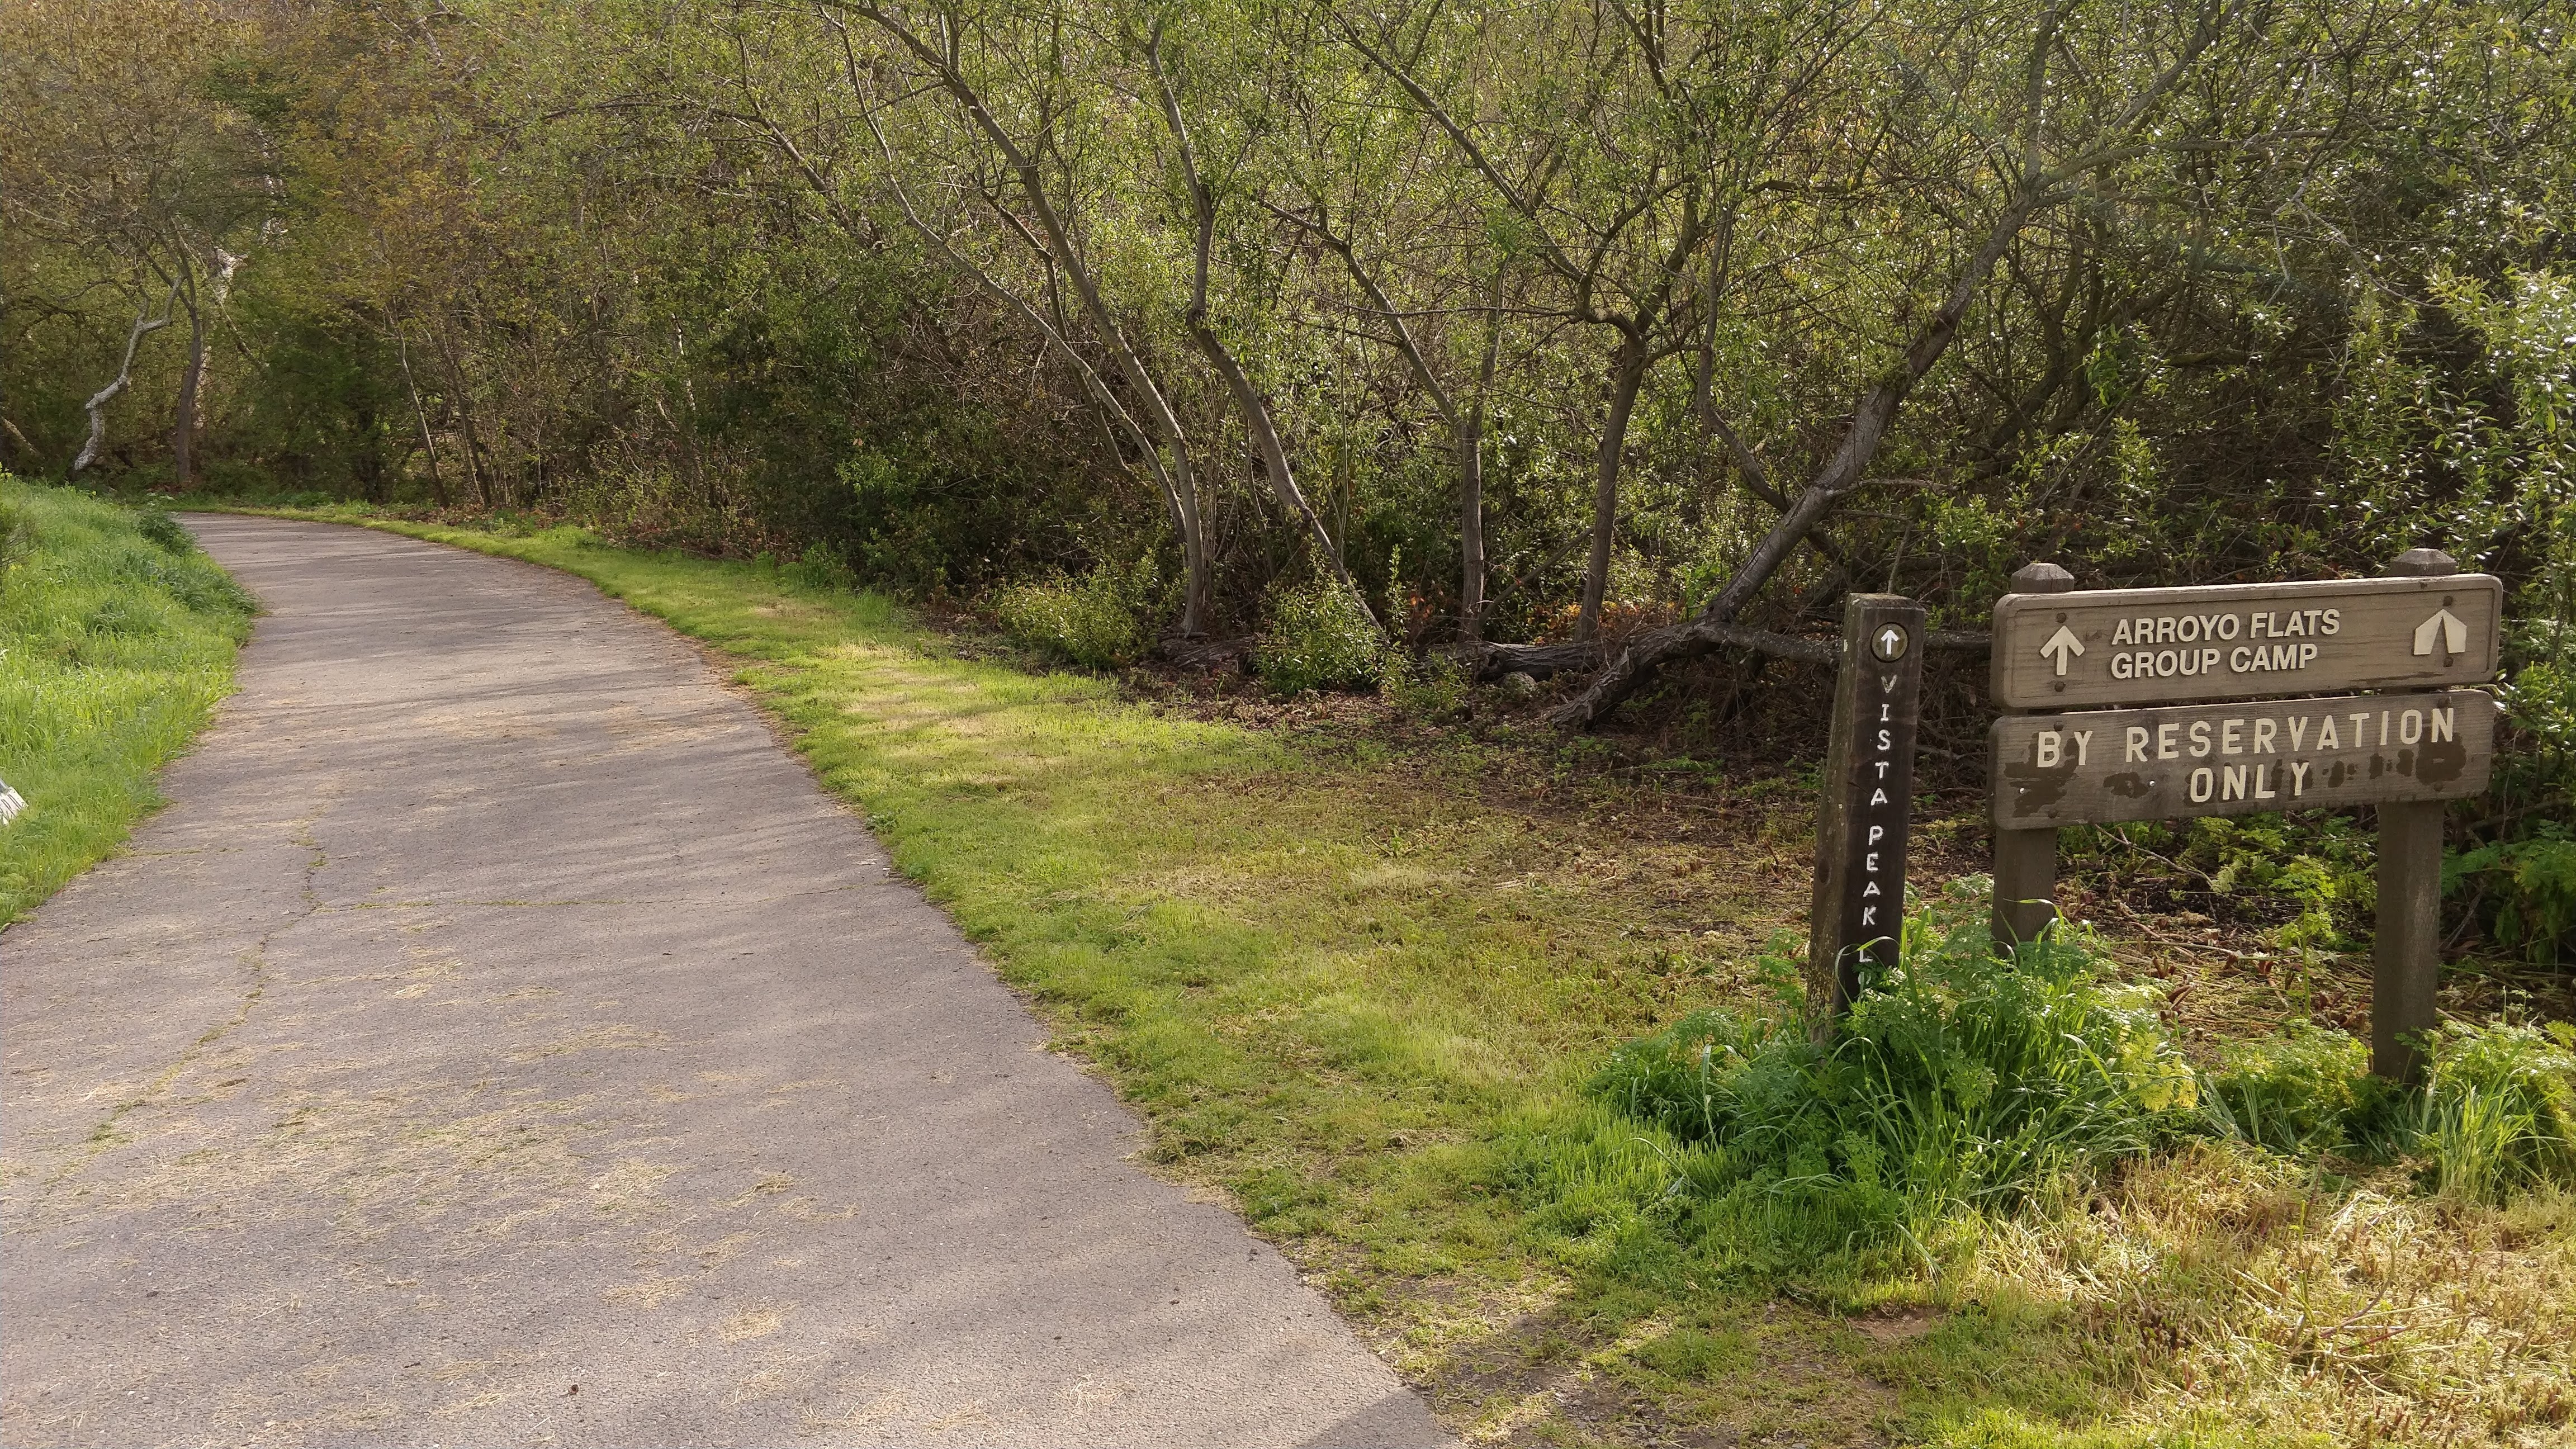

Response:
(0, 477), (255, 926)
(205, 505), (2576, 1446)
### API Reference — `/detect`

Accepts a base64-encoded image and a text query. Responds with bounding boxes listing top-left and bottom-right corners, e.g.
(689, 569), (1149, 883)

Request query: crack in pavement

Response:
(35, 808), (332, 1194)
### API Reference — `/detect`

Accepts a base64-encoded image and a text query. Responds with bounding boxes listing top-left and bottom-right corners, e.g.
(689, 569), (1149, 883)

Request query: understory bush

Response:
(992, 555), (1161, 670)
(1254, 579), (1385, 695)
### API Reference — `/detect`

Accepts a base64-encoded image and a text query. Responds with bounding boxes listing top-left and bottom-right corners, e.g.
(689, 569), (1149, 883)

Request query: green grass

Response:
(185, 504), (2576, 1445)
(0, 477), (255, 925)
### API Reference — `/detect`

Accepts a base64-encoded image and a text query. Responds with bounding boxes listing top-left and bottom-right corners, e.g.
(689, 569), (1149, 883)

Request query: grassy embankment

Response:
(0, 476), (255, 926)
(194, 505), (2574, 1448)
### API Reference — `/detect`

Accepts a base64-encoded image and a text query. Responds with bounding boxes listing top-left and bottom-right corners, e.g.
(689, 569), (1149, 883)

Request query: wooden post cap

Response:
(2388, 547), (2459, 578)
(2011, 561), (2076, 594)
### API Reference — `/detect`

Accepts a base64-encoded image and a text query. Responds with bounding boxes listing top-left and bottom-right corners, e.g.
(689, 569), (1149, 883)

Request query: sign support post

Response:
(1993, 562), (2075, 952)
(2374, 548), (2457, 1082)
(1807, 594), (1925, 1040)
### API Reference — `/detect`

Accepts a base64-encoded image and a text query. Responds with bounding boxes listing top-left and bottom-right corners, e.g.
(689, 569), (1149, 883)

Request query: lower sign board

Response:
(1991, 689), (2496, 826)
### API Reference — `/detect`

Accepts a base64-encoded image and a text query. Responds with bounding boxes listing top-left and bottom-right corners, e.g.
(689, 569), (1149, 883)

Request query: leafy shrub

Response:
(1554, 881), (2200, 1269)
(2449, 828), (2576, 965)
(993, 555), (1161, 671)
(2452, 615), (2576, 964)
(783, 542), (856, 591)
(1254, 579), (1384, 694)
(2177, 813), (2376, 952)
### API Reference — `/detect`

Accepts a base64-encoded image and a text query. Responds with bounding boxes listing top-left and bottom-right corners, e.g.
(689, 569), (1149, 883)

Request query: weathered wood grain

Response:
(1807, 595), (1924, 1036)
(1990, 690), (2496, 826)
(1991, 574), (2502, 709)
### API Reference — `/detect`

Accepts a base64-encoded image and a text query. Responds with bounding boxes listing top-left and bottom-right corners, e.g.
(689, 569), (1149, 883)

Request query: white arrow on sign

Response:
(2412, 607), (2467, 657)
(2038, 624), (2085, 676)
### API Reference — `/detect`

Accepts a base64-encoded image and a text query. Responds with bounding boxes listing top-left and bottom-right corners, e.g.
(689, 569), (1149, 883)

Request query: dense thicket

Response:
(4, 1), (2570, 684)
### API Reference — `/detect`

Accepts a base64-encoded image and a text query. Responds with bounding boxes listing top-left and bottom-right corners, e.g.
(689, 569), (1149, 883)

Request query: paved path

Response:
(1, 518), (1445, 1448)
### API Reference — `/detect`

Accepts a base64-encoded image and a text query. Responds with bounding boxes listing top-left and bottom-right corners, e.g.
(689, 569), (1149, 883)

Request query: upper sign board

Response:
(1991, 575), (2503, 709)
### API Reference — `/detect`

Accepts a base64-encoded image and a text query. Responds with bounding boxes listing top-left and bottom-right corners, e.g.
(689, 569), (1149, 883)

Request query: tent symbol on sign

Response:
(2412, 608), (2467, 658)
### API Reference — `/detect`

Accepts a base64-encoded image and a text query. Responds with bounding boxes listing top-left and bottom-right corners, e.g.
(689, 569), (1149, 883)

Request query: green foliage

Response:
(782, 542), (856, 592)
(1537, 882), (2200, 1274)
(1383, 651), (1469, 719)
(2081, 813), (2379, 953)
(993, 556), (1163, 671)
(2454, 609), (2576, 964)
(1254, 579), (1385, 695)
(0, 495), (29, 582)
(2413, 1020), (2576, 1204)
(2450, 828), (2576, 966)
(0, 474), (253, 923)
(1551, 887), (2576, 1282)
(2201, 1026), (2377, 1157)
(132, 505), (193, 555)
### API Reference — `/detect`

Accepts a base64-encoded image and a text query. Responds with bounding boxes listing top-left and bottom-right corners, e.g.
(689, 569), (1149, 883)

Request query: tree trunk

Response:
(1576, 330), (1650, 641)
(1548, 190), (2043, 728)
(1457, 409), (1486, 644)
(1188, 318), (1374, 624)
(72, 278), (178, 476)
(1461, 268), (1504, 643)
(438, 336), (491, 508)
(171, 297), (206, 489)
(1147, 32), (1370, 631)
(851, 7), (1214, 636)
(391, 319), (451, 508)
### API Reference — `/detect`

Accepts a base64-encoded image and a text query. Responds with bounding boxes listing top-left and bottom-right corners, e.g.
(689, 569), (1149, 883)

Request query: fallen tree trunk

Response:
(1477, 627), (1987, 681)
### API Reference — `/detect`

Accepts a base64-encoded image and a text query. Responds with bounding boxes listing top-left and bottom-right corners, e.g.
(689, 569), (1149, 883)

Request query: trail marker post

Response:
(1807, 594), (1926, 1040)
(1986, 549), (2501, 1080)
(1993, 562), (2075, 951)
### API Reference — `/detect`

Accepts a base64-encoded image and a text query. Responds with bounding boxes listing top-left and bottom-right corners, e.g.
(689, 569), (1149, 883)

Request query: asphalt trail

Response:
(1, 517), (1446, 1447)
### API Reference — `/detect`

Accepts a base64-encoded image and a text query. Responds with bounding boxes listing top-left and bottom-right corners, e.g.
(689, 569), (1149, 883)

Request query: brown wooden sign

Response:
(1987, 548), (2501, 1083)
(1991, 574), (2503, 710)
(1807, 594), (1925, 1036)
(1991, 689), (2497, 826)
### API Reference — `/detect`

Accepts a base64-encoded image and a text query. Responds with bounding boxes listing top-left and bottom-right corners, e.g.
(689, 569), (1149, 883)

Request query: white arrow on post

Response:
(2412, 608), (2466, 657)
(2038, 624), (2086, 676)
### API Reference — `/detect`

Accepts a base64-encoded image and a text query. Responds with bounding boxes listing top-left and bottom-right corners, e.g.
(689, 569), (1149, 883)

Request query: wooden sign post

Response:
(1808, 594), (1926, 1039)
(1986, 548), (2501, 1079)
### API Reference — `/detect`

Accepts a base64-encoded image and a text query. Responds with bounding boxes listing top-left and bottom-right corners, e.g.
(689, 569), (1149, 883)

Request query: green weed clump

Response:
(992, 556), (1162, 670)
(2414, 1019), (2576, 1203)
(0, 476), (254, 925)
(2200, 1019), (2576, 1200)
(1254, 577), (1384, 694)
(1546, 886), (2576, 1285)
(1523, 882), (2201, 1276)
(2202, 1025), (2379, 1157)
